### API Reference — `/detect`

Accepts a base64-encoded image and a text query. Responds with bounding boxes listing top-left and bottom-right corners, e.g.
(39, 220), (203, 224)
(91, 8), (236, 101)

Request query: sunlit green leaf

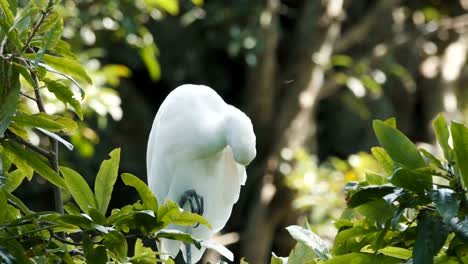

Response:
(371, 147), (394, 174)
(44, 78), (83, 120)
(286, 225), (331, 260)
(2, 169), (25, 193)
(24, 53), (92, 84)
(0, 190), (6, 225)
(433, 114), (453, 162)
(37, 16), (63, 61)
(139, 43), (161, 81)
(95, 148), (120, 215)
(373, 120), (426, 169)
(103, 230), (128, 262)
(0, 0), (15, 26)
(323, 253), (399, 264)
(155, 229), (202, 249)
(121, 173), (158, 211)
(145, 0), (179, 15)
(61, 166), (97, 214)
(12, 113), (71, 132)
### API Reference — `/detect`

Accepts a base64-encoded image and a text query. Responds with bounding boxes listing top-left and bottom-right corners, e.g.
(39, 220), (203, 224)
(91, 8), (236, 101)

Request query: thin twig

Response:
(7, 132), (52, 158)
(49, 230), (82, 246)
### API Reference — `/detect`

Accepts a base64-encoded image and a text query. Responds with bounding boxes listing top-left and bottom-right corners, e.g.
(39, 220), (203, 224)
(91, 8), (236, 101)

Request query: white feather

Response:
(146, 84), (256, 263)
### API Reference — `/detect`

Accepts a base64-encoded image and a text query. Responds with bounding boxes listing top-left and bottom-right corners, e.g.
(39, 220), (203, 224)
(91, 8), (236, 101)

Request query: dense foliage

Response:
(271, 116), (468, 264)
(0, 1), (219, 263)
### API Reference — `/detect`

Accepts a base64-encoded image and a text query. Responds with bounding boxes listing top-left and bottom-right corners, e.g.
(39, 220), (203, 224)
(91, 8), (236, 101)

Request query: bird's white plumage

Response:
(146, 84), (256, 263)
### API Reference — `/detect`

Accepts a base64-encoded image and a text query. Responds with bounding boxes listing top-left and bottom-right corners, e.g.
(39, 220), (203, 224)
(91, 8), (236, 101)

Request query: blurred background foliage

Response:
(14, 0), (468, 263)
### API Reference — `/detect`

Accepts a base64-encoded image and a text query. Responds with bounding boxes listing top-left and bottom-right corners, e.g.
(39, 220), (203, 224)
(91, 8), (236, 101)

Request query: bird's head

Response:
(223, 106), (257, 166)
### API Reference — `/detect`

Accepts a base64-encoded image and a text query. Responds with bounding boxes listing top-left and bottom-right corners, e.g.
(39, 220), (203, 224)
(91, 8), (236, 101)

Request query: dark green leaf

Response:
(433, 114), (453, 162)
(431, 188), (459, 223)
(347, 184), (395, 207)
(95, 148), (120, 215)
(451, 122), (468, 188)
(121, 173), (158, 211)
(373, 120), (426, 169)
(413, 210), (449, 264)
(60, 166), (96, 214)
(3, 141), (66, 189)
(286, 225), (331, 260)
(0, 239), (32, 264)
(389, 167), (432, 193)
(0, 190), (6, 225)
(452, 219), (468, 243)
(0, 64), (20, 135)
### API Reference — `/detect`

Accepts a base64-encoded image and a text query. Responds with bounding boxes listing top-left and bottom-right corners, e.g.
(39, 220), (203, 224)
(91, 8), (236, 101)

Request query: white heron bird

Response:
(146, 84), (256, 263)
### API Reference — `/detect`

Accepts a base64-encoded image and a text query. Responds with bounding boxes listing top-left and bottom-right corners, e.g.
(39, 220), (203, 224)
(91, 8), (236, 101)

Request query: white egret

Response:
(146, 84), (256, 263)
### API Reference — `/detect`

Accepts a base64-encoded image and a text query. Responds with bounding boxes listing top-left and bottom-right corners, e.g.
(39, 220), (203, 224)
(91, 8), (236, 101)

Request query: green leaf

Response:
(2, 169), (25, 192)
(373, 120), (426, 169)
(271, 253), (288, 264)
(389, 167), (432, 193)
(88, 208), (106, 225)
(144, 0), (179, 15)
(431, 188), (459, 223)
(3, 141), (66, 189)
(360, 245), (411, 260)
(433, 114), (453, 162)
(60, 166), (97, 214)
(286, 225), (331, 260)
(121, 173), (158, 211)
(44, 78), (83, 120)
(451, 122), (468, 188)
(103, 231), (128, 262)
(157, 201), (211, 229)
(371, 147), (394, 174)
(25, 53), (92, 84)
(346, 184), (395, 208)
(0, 238), (32, 264)
(384, 117), (396, 128)
(95, 148), (120, 215)
(0, 190), (6, 225)
(2, 143), (33, 180)
(413, 210), (449, 264)
(155, 229), (202, 249)
(0, 64), (20, 136)
(130, 238), (159, 264)
(323, 253), (400, 264)
(37, 16), (63, 61)
(452, 219), (468, 243)
(287, 241), (316, 264)
(0, 0), (15, 26)
(12, 113), (74, 132)
(83, 232), (108, 264)
(139, 43), (160, 81)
